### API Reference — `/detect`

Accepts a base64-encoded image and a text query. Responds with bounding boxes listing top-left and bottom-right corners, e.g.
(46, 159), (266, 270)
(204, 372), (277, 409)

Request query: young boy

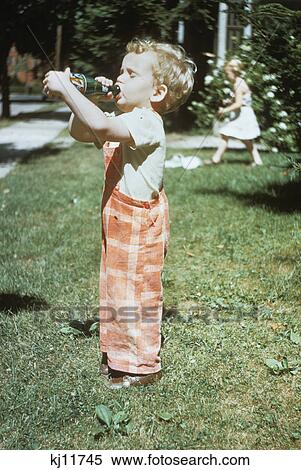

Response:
(43, 38), (196, 389)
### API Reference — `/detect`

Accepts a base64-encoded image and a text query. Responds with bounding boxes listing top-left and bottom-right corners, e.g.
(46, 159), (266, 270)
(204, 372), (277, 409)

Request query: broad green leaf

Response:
(96, 405), (112, 427)
(158, 412), (173, 421)
(113, 411), (128, 425)
(264, 358), (281, 370)
(125, 420), (135, 435)
(281, 357), (289, 370)
(60, 326), (84, 336)
(290, 331), (301, 345)
(89, 322), (99, 333)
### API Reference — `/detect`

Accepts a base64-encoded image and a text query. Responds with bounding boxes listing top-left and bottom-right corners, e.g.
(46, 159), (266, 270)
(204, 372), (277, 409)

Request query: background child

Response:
(43, 38), (196, 389)
(208, 58), (263, 166)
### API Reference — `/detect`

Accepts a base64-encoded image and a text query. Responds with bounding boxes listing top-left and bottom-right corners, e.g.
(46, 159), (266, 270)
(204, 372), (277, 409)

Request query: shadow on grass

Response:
(195, 179), (301, 213)
(0, 292), (49, 315)
(163, 305), (181, 321)
(0, 143), (28, 164)
(210, 158), (255, 165)
(0, 143), (67, 165)
(68, 318), (99, 338)
(21, 144), (65, 164)
(9, 110), (70, 122)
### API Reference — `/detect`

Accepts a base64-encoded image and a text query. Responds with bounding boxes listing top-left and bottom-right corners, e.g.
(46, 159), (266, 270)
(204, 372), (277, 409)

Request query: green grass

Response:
(0, 118), (14, 129)
(0, 141), (301, 450)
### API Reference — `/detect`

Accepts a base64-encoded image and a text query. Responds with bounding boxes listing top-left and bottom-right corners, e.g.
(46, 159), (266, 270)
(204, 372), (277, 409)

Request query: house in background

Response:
(180, 0), (299, 70)
(215, 1), (252, 67)
(7, 43), (41, 94)
(213, 0), (300, 66)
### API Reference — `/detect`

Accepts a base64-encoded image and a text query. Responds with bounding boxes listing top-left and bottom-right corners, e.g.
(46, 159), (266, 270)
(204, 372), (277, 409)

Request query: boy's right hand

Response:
(94, 76), (114, 102)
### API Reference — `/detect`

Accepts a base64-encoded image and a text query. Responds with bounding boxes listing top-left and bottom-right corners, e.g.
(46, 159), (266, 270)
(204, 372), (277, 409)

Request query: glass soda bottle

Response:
(69, 73), (120, 96)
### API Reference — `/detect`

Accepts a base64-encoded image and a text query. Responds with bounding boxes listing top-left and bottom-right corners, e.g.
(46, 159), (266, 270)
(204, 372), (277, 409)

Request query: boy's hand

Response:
(43, 67), (72, 99)
(217, 107), (226, 117)
(94, 76), (114, 101)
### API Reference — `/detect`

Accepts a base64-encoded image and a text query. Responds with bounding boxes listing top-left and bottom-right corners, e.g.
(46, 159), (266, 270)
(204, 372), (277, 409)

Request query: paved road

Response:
(0, 97), (266, 179)
(166, 133), (244, 150)
(0, 102), (45, 117)
(0, 103), (71, 178)
(0, 93), (57, 116)
(166, 132), (266, 150)
(0, 93), (53, 102)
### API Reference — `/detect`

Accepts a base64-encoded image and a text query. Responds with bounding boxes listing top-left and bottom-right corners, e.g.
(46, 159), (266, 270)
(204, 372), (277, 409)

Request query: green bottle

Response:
(70, 73), (120, 96)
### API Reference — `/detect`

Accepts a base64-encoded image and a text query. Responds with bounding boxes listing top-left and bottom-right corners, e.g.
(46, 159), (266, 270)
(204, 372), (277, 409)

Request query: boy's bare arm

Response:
(68, 113), (97, 143)
(64, 86), (133, 145)
(43, 69), (133, 147)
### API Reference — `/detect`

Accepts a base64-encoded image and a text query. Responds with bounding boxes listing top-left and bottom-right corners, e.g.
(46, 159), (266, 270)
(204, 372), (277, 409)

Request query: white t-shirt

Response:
(115, 107), (166, 201)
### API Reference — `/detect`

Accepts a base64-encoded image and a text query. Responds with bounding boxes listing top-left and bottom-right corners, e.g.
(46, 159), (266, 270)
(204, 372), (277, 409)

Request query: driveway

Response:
(0, 102), (72, 178)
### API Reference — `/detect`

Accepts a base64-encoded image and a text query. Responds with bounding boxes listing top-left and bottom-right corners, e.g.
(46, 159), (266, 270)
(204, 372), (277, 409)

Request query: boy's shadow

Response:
(0, 292), (49, 315)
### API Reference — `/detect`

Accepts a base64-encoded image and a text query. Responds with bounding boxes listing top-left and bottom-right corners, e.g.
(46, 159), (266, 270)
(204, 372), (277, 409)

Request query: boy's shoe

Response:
(106, 371), (162, 390)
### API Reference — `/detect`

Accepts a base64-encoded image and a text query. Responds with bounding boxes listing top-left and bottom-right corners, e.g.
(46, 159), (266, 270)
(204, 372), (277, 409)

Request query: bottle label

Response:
(70, 73), (87, 94)
(69, 73), (120, 96)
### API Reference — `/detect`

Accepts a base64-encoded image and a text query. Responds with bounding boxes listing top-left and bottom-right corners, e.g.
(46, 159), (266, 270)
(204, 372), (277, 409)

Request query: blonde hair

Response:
(126, 38), (197, 114)
(224, 58), (244, 77)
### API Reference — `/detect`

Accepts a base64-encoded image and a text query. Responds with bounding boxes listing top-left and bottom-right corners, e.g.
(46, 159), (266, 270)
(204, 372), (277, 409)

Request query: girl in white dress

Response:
(209, 59), (263, 166)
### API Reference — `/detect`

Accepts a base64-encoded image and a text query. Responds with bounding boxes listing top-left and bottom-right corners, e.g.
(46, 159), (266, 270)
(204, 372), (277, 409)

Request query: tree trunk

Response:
(1, 46), (10, 119)
(55, 25), (63, 70)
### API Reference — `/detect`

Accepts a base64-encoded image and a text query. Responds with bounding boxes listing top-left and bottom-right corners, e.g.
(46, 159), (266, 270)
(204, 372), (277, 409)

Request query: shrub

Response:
(190, 4), (301, 153)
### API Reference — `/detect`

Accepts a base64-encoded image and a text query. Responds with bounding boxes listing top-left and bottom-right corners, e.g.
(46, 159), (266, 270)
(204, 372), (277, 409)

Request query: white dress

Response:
(219, 93), (261, 140)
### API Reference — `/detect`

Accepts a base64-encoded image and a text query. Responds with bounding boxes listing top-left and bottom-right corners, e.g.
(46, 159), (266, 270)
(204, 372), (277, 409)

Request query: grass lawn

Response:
(0, 140), (300, 450)
(0, 119), (14, 130)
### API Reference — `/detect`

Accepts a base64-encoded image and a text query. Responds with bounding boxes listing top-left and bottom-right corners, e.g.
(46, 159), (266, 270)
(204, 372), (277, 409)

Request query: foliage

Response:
(94, 404), (133, 437)
(71, 0), (172, 76)
(264, 357), (300, 375)
(244, 2), (301, 152)
(190, 3), (301, 153)
(71, 0), (216, 76)
(0, 0), (80, 117)
(0, 1), (79, 62)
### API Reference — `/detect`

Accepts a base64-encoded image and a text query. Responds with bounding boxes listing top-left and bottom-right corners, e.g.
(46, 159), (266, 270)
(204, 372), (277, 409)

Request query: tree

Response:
(0, 0), (78, 118)
(71, 0), (217, 129)
(190, 1), (301, 152)
(71, 0), (175, 77)
(239, 1), (301, 150)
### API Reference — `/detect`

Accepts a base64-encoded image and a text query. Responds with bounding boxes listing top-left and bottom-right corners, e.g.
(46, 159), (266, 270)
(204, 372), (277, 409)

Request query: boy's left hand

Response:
(43, 67), (71, 99)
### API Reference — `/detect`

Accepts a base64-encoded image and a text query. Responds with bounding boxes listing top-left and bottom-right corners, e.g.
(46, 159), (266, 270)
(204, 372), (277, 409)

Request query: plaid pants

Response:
(99, 142), (170, 374)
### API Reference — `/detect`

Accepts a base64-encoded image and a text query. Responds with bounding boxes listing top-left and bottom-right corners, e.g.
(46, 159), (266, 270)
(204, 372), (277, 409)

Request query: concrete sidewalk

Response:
(1, 102), (45, 118)
(166, 132), (265, 150)
(0, 105), (72, 178)
(0, 101), (264, 178)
